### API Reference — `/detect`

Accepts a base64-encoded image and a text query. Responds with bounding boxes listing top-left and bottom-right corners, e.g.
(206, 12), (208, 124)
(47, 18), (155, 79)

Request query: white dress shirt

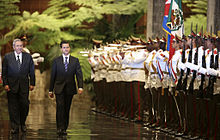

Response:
(62, 54), (70, 64)
(14, 51), (22, 64)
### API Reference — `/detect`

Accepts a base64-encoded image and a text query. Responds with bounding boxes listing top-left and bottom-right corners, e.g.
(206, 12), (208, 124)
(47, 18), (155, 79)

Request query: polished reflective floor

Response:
(0, 93), (183, 140)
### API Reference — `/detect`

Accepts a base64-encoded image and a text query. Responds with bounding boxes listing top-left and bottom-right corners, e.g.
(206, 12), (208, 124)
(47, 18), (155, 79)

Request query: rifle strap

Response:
(175, 90), (178, 96)
(162, 87), (164, 96)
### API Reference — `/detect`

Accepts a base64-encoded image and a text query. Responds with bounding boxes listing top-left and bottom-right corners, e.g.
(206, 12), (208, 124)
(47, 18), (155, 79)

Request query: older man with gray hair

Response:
(2, 38), (35, 134)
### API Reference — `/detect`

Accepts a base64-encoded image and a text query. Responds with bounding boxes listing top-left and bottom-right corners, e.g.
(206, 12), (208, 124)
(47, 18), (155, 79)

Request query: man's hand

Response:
(78, 88), (83, 94)
(29, 85), (35, 91)
(49, 91), (54, 98)
(4, 85), (10, 92)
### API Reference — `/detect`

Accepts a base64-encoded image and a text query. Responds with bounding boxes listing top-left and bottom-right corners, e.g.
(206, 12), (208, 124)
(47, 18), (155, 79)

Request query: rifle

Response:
(206, 26), (215, 99)
(198, 30), (206, 98)
(188, 24), (199, 94)
(214, 28), (219, 83)
(176, 35), (186, 91)
(182, 23), (193, 94)
(214, 47), (219, 81)
(208, 31), (219, 97)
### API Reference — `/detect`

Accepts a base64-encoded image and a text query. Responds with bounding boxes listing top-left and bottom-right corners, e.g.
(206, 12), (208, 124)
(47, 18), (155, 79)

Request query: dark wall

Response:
(215, 0), (220, 32)
(19, 0), (50, 13)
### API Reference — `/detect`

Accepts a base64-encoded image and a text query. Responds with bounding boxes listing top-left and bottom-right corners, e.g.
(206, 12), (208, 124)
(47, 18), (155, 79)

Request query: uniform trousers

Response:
(132, 81), (144, 121)
(142, 88), (152, 123)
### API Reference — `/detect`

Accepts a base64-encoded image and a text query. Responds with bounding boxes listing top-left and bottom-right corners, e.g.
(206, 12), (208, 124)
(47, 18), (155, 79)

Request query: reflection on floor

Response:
(0, 93), (182, 140)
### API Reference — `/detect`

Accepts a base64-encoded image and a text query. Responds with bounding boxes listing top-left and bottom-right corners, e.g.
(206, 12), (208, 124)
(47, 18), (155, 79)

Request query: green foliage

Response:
(71, 48), (91, 81)
(182, 0), (207, 15)
(182, 0), (207, 35)
(93, 13), (145, 43)
(0, 0), (20, 30)
(2, 10), (84, 53)
(0, 0), (148, 81)
(184, 14), (207, 36)
(44, 0), (147, 28)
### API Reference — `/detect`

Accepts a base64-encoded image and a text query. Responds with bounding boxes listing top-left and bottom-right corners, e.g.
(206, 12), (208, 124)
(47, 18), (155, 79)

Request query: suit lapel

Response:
(20, 52), (26, 70)
(59, 56), (65, 72)
(68, 56), (75, 72)
(11, 52), (19, 69)
(68, 56), (72, 72)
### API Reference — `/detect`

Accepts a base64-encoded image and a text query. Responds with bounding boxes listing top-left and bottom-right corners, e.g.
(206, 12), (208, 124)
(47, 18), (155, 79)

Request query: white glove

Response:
(217, 71), (220, 77)
(198, 67), (207, 75)
(23, 47), (30, 53)
(178, 61), (186, 70)
(32, 53), (40, 58)
(33, 59), (38, 65)
(207, 68), (218, 76)
(37, 57), (44, 62)
(185, 62), (199, 71)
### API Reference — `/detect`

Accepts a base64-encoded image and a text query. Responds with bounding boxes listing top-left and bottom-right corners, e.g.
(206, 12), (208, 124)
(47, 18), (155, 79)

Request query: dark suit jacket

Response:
(2, 52), (36, 93)
(49, 55), (83, 94)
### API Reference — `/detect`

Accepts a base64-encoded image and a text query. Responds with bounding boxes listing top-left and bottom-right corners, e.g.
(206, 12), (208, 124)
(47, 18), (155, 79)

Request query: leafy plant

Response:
(184, 14), (207, 36)
(0, 0), (147, 81)
(182, 0), (207, 15)
(93, 13), (145, 43)
(182, 0), (207, 35)
(0, 0), (20, 30)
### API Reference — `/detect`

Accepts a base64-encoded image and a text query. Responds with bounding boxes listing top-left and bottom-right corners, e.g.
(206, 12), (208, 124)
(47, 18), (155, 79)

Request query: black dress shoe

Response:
(57, 129), (67, 135)
(57, 129), (63, 135)
(63, 130), (67, 135)
(189, 135), (200, 140)
(168, 130), (176, 135)
(10, 129), (19, 134)
(182, 134), (191, 139)
(175, 132), (184, 137)
(162, 127), (173, 133)
(21, 125), (27, 133)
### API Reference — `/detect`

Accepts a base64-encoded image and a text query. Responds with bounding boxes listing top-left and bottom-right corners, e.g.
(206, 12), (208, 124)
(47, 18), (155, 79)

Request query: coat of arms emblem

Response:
(170, 9), (183, 31)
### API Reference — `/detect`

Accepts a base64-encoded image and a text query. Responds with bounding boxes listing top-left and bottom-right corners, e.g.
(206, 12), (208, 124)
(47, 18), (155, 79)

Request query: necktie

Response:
(17, 55), (21, 71)
(64, 57), (68, 72)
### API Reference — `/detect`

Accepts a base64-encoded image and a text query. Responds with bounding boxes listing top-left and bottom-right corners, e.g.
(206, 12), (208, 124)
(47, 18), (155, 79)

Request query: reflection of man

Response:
(2, 39), (35, 134)
(49, 41), (83, 135)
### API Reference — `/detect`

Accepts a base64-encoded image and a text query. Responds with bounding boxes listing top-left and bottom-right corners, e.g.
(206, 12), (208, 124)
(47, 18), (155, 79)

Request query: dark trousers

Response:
(143, 88), (153, 123)
(123, 82), (132, 118)
(158, 87), (168, 127)
(7, 90), (29, 130)
(165, 90), (175, 129)
(132, 81), (144, 121)
(175, 90), (185, 132)
(55, 92), (73, 130)
(93, 80), (103, 109)
(151, 87), (159, 123)
(215, 102), (220, 140)
(120, 82), (127, 117)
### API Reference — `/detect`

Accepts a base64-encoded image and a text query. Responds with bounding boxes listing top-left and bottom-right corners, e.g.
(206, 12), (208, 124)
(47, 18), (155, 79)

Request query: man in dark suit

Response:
(2, 39), (35, 134)
(49, 41), (83, 135)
